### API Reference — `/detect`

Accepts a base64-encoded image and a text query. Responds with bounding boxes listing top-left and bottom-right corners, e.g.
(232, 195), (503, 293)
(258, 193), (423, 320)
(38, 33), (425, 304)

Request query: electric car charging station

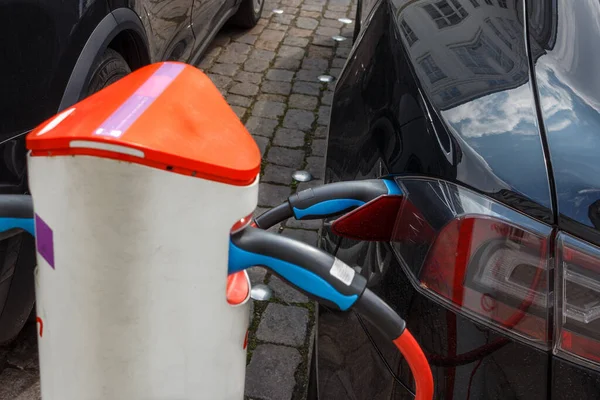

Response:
(0, 62), (433, 400)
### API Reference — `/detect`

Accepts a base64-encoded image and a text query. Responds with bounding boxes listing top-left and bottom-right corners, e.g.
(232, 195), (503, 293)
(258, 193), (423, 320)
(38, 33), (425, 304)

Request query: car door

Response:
(190, 0), (229, 48)
(110, 0), (195, 62)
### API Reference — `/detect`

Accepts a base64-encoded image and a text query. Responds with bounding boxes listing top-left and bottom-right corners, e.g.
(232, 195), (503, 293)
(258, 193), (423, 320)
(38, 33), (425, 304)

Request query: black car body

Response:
(0, 0), (262, 342)
(313, 0), (600, 398)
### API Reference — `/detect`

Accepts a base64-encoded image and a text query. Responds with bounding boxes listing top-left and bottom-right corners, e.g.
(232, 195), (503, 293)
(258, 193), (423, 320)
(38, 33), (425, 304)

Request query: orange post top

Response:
(27, 62), (261, 186)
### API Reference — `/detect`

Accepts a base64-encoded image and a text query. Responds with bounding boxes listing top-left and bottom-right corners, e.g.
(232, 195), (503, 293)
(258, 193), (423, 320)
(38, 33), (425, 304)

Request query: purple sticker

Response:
(35, 214), (54, 269)
(94, 63), (185, 138)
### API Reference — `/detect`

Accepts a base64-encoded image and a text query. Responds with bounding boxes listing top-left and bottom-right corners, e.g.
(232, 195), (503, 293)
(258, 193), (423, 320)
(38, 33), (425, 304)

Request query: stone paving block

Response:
(273, 57), (301, 70)
(324, 10), (347, 19)
(250, 48), (276, 61)
(275, 14), (295, 24)
(247, 266), (268, 284)
(245, 344), (301, 400)
(207, 74), (233, 89)
(268, 22), (289, 31)
(262, 81), (292, 95)
(330, 0), (351, 5)
(314, 126), (328, 138)
(336, 46), (351, 57)
(288, 27), (313, 37)
(282, 0), (303, 6)
(302, 57), (329, 71)
(217, 50), (248, 64)
(270, 276), (310, 303)
(326, 5), (348, 13)
(282, 6), (300, 14)
(246, 117), (279, 137)
(311, 138), (327, 157)
(321, 91), (333, 105)
(283, 36), (310, 47)
(256, 303), (308, 346)
(255, 39), (280, 51)
(258, 93), (288, 102)
(305, 0), (326, 5)
(295, 69), (322, 82)
(283, 109), (315, 130)
(311, 35), (336, 47)
(292, 81), (322, 96)
(300, 10), (322, 18)
(205, 45), (224, 58)
(273, 128), (306, 147)
(252, 100), (286, 119)
(266, 146), (305, 168)
(308, 45), (334, 59)
(260, 29), (286, 42)
(302, 4), (323, 11)
(318, 105), (331, 125)
(341, 27), (354, 36)
(253, 135), (270, 155)
(244, 58), (270, 72)
(258, 183), (292, 207)
(235, 33), (258, 45)
(295, 17), (318, 30)
(232, 106), (247, 119)
(332, 57), (347, 68)
(266, 69), (295, 82)
(289, 93), (318, 110)
(210, 62), (240, 76)
(282, 228), (319, 245)
(234, 70), (263, 84)
(297, 179), (325, 191)
(305, 156), (325, 179)
(263, 164), (296, 185)
(278, 45), (306, 60)
(320, 17), (345, 27)
(316, 26), (340, 36)
(197, 57), (215, 70)
(249, 23), (267, 35)
(227, 94), (253, 107)
(230, 82), (259, 96)
(213, 35), (233, 47)
(330, 67), (342, 78)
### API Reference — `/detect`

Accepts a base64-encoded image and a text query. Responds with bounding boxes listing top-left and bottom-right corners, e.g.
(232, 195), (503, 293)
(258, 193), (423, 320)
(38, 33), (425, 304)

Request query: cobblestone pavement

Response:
(0, 0), (355, 397)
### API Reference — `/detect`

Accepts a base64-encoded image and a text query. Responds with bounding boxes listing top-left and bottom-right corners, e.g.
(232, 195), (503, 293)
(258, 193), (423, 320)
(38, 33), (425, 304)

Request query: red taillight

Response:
(555, 233), (600, 369)
(420, 216), (550, 342)
(231, 212), (255, 234)
(387, 178), (553, 348)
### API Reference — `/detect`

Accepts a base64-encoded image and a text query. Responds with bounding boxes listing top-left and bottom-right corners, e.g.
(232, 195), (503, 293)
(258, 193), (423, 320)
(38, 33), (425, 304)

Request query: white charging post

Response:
(26, 62), (261, 400)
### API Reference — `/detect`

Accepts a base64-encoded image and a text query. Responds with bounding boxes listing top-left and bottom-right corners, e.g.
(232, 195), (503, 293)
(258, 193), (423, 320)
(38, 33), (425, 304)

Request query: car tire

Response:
(230, 0), (264, 29)
(0, 234), (37, 344)
(85, 48), (132, 97)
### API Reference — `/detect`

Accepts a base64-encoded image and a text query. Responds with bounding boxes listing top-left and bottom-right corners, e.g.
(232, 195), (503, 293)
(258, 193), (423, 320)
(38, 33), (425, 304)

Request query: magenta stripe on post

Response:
(94, 63), (185, 138)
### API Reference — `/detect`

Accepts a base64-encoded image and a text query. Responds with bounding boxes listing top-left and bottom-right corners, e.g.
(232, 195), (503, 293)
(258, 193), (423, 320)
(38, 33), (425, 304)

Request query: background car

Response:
(310, 0), (600, 398)
(0, 0), (263, 343)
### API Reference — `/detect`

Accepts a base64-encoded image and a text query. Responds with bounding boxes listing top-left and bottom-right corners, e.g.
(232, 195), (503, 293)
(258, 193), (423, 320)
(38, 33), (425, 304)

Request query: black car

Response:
(0, 0), (263, 343)
(311, 0), (600, 398)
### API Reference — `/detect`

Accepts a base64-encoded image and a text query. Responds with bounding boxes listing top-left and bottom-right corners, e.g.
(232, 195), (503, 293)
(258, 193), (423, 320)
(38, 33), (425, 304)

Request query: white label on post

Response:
(330, 258), (355, 286)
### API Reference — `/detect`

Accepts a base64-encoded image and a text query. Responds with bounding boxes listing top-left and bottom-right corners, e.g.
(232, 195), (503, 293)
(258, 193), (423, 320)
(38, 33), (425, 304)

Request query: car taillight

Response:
(388, 178), (553, 348)
(555, 233), (600, 368)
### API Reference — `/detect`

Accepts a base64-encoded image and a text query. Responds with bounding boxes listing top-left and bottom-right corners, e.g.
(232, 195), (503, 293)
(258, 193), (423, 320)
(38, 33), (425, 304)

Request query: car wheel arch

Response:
(59, 7), (151, 111)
